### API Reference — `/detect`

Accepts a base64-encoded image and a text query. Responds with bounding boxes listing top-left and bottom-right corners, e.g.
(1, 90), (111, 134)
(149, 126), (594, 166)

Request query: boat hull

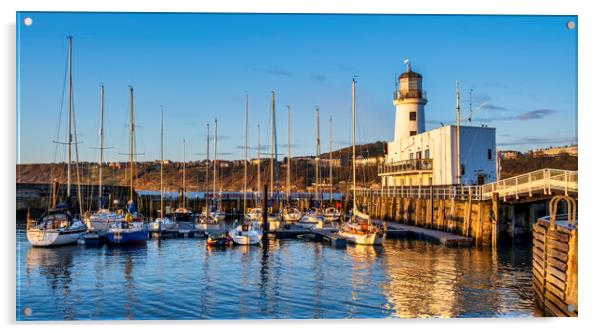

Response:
(339, 231), (385, 245)
(27, 228), (85, 247)
(106, 228), (147, 245)
(323, 214), (341, 222)
(84, 229), (106, 246)
(228, 229), (262, 245)
(283, 214), (301, 222)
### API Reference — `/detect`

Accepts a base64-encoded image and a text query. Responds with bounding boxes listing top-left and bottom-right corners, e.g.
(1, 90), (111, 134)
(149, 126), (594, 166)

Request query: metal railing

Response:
(363, 168), (577, 201)
(480, 168), (577, 200)
(393, 90), (427, 101)
(356, 185), (481, 201)
(378, 159), (433, 175)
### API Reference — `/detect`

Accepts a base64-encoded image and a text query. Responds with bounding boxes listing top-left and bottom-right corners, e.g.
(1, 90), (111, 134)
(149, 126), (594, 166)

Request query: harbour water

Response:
(16, 221), (537, 320)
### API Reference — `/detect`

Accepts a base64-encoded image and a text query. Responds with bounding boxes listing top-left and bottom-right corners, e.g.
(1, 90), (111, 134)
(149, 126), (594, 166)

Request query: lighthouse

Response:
(393, 60), (427, 141)
(381, 59), (497, 187)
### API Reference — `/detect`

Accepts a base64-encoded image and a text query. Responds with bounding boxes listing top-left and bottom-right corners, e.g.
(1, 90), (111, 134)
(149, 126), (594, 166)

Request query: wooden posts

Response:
(492, 192), (499, 248)
(532, 195), (578, 317)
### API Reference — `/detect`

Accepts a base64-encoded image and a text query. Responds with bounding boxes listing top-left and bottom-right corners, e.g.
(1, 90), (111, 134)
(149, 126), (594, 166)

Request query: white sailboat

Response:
(322, 116), (342, 223)
(85, 84), (124, 245)
(210, 118), (226, 222)
(247, 123), (263, 221)
(196, 123), (222, 232)
(27, 36), (87, 247)
(299, 106), (326, 229)
(266, 92), (283, 231)
(338, 78), (386, 246)
(281, 105), (301, 224)
(149, 107), (177, 233)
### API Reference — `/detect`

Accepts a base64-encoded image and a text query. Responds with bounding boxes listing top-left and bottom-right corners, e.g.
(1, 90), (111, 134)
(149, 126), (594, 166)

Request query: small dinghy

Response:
(206, 231), (232, 247)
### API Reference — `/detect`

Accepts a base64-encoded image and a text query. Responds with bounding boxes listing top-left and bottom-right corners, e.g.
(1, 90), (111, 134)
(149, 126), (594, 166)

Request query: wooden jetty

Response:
(384, 221), (473, 246)
(357, 168), (577, 247)
(532, 195), (578, 317)
(309, 228), (347, 247)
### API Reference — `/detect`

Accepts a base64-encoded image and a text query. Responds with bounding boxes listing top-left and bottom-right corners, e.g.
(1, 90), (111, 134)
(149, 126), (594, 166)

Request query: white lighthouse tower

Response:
(393, 60), (427, 141)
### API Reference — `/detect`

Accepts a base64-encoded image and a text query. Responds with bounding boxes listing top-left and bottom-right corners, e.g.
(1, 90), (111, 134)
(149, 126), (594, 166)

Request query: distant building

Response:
(355, 156), (381, 166)
(291, 156), (341, 167)
(379, 61), (497, 187)
(501, 150), (521, 160)
(531, 145), (578, 157)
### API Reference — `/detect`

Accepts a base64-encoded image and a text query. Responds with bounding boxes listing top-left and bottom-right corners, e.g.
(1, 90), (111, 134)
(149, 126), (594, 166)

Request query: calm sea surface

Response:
(16, 222), (537, 320)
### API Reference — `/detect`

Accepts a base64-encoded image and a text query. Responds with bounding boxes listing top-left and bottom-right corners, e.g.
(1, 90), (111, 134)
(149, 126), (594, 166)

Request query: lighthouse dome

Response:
(399, 70), (422, 80)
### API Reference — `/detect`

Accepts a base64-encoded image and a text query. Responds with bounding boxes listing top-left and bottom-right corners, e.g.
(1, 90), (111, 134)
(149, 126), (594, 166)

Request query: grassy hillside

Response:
(17, 142), (577, 190)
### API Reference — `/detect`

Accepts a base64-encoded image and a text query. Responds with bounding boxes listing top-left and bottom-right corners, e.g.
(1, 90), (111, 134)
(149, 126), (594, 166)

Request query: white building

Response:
(379, 62), (497, 187)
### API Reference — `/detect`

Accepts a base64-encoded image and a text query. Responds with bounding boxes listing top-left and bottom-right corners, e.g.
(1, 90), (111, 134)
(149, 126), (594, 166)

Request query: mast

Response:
(244, 94), (248, 214)
(269, 92), (276, 203)
(455, 81), (461, 185)
(160, 106), (164, 218)
(315, 106), (321, 208)
(213, 118), (218, 210)
(205, 123), (210, 214)
(98, 83), (105, 205)
(129, 86), (134, 202)
(329, 116), (333, 203)
(66, 36), (73, 196)
(183, 138), (186, 207)
(352, 78), (356, 212)
(257, 124), (261, 205)
(287, 105), (291, 202)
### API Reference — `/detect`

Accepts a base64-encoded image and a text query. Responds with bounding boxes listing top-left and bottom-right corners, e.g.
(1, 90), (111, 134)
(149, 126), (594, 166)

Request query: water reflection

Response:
(17, 224), (536, 320)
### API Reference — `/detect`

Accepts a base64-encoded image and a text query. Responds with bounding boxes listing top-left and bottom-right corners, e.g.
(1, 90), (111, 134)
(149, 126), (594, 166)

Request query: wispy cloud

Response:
(516, 109), (557, 120)
(481, 104), (508, 111)
(250, 66), (293, 77)
(474, 109), (558, 122)
(498, 136), (577, 146)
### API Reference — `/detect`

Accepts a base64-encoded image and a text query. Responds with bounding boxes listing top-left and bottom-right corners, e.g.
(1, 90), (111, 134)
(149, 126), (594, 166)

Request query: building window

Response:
(409, 130), (417, 136)
(409, 111), (416, 121)
(487, 149), (492, 160)
(461, 164), (465, 176)
(424, 149), (430, 159)
(416, 151), (422, 160)
(409, 152), (414, 160)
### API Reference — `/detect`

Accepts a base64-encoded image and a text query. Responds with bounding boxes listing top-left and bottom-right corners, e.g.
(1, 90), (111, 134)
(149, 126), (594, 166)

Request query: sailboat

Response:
(85, 84), (123, 245)
(167, 139), (197, 234)
(265, 91), (283, 231)
(299, 106), (325, 229)
(338, 78), (386, 245)
(106, 86), (148, 245)
(246, 123), (263, 222)
(322, 116), (342, 223)
(149, 108), (177, 234)
(196, 122), (222, 232)
(282, 106), (301, 223)
(27, 36), (87, 247)
(210, 118), (226, 222)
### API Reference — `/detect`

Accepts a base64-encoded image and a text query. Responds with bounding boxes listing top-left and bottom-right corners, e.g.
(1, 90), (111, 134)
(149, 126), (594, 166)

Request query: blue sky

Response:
(16, 12), (577, 163)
